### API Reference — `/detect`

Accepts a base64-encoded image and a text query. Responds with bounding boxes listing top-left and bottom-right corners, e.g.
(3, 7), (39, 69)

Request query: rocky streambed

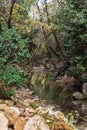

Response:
(0, 87), (87, 130)
(0, 87), (78, 130)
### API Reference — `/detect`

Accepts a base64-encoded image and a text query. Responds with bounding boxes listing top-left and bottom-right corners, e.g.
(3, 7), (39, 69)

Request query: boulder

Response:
(24, 115), (50, 130)
(14, 117), (26, 130)
(0, 105), (20, 126)
(0, 112), (8, 130)
(5, 100), (14, 106)
(77, 123), (87, 130)
(5, 109), (19, 125)
(73, 92), (84, 100)
(82, 83), (87, 96)
(0, 104), (10, 111)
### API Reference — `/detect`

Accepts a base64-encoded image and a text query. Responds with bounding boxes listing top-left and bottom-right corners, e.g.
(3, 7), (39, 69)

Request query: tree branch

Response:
(7, 0), (16, 28)
(44, 1), (65, 61)
(56, 0), (63, 7)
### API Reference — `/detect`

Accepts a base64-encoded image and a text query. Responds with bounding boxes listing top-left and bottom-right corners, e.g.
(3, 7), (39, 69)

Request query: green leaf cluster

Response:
(0, 26), (31, 97)
(56, 0), (87, 79)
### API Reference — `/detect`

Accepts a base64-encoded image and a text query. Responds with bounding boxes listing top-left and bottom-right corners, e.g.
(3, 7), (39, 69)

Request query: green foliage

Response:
(0, 83), (16, 98)
(5, 88), (16, 97)
(66, 112), (80, 127)
(0, 66), (27, 86)
(0, 0), (87, 97)
(66, 113), (75, 124)
(0, 26), (31, 64)
(29, 0), (87, 82)
(29, 102), (38, 109)
(57, 0), (87, 79)
(0, 26), (31, 97)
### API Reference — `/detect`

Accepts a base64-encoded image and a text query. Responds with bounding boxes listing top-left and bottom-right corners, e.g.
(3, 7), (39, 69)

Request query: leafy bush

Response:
(57, 0), (87, 80)
(0, 65), (27, 86)
(0, 26), (31, 97)
(0, 81), (16, 98)
(0, 26), (31, 64)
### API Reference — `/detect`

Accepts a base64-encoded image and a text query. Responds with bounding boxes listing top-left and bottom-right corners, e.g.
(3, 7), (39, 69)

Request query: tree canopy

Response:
(0, 0), (87, 97)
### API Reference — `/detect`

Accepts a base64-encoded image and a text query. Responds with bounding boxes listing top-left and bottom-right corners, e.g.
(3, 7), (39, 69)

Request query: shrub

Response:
(0, 26), (31, 97)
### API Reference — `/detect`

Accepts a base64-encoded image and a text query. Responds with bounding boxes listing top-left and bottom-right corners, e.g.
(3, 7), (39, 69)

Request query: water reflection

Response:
(30, 72), (87, 127)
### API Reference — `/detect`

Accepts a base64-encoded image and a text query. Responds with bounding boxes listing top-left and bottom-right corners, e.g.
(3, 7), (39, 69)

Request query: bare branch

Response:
(7, 0), (16, 28)
(43, 0), (65, 61)
(56, 0), (63, 7)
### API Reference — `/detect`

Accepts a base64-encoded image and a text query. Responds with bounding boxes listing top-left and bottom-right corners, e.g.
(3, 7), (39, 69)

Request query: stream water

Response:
(30, 71), (87, 129)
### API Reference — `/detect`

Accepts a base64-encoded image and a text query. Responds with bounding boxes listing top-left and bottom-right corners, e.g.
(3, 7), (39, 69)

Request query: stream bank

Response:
(0, 88), (76, 130)
(0, 87), (87, 130)
(29, 71), (87, 129)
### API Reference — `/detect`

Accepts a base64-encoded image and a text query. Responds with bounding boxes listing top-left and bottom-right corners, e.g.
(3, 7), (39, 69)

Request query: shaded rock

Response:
(73, 100), (87, 114)
(0, 99), (4, 103)
(24, 115), (50, 130)
(73, 92), (84, 100)
(81, 103), (87, 114)
(82, 83), (87, 96)
(77, 123), (87, 130)
(73, 100), (83, 106)
(81, 72), (87, 81)
(5, 100), (14, 106)
(14, 117), (26, 130)
(0, 112), (8, 130)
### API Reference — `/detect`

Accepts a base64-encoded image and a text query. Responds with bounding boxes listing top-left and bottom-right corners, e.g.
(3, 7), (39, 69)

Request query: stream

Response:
(29, 70), (87, 130)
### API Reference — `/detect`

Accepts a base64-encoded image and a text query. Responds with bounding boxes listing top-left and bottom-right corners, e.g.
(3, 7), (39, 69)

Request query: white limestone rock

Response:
(0, 112), (8, 130)
(24, 115), (50, 130)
